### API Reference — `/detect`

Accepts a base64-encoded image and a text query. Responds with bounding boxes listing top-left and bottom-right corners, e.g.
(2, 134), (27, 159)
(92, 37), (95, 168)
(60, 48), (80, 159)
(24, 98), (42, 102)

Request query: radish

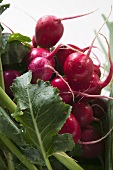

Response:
(23, 47), (51, 66)
(24, 43), (63, 68)
(51, 77), (73, 103)
(3, 69), (21, 97)
(32, 35), (37, 48)
(72, 101), (99, 128)
(56, 44), (91, 74)
(35, 10), (97, 48)
(64, 9), (112, 86)
(58, 112), (112, 146)
(67, 33), (113, 101)
(64, 51), (94, 84)
(80, 126), (104, 169)
(26, 44), (66, 83)
(72, 72), (101, 96)
(28, 57), (53, 83)
(59, 113), (81, 143)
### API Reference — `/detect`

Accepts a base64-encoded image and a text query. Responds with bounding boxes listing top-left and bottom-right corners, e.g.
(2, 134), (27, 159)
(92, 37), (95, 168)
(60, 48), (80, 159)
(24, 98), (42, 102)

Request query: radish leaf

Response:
(0, 3), (10, 14)
(8, 33), (31, 44)
(11, 71), (73, 168)
(1, 40), (30, 65)
(0, 106), (25, 146)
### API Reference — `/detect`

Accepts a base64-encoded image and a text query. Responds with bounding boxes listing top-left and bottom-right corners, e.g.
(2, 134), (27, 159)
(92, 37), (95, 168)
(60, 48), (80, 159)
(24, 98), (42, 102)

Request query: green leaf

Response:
(8, 33), (31, 44)
(0, 4), (10, 15)
(68, 144), (83, 157)
(21, 146), (44, 165)
(11, 71), (72, 167)
(47, 134), (75, 156)
(0, 107), (26, 146)
(1, 40), (30, 65)
(2, 33), (11, 49)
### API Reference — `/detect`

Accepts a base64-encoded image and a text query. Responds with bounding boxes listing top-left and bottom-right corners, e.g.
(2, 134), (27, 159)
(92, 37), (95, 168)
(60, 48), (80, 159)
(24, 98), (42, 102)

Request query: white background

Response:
(1, 0), (113, 48)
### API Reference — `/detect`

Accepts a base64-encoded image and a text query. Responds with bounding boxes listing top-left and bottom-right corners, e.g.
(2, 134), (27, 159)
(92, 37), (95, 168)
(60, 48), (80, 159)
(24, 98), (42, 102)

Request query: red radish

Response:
(72, 72), (101, 95)
(32, 35), (37, 47)
(59, 113), (81, 143)
(72, 101), (99, 128)
(35, 10), (97, 48)
(3, 70), (21, 97)
(58, 111), (113, 148)
(80, 126), (104, 169)
(56, 44), (91, 74)
(51, 77), (73, 103)
(28, 57), (53, 83)
(23, 47), (50, 66)
(64, 9), (112, 86)
(24, 43), (63, 68)
(66, 34), (113, 101)
(80, 126), (104, 157)
(64, 51), (94, 84)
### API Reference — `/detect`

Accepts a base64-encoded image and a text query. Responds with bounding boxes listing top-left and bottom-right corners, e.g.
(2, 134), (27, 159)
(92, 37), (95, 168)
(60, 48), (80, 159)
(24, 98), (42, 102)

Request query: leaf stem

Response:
(34, 120), (52, 170)
(0, 86), (17, 112)
(53, 152), (84, 170)
(28, 92), (52, 170)
(0, 134), (38, 170)
(0, 54), (5, 90)
(0, 86), (52, 169)
(0, 24), (5, 90)
(6, 152), (15, 170)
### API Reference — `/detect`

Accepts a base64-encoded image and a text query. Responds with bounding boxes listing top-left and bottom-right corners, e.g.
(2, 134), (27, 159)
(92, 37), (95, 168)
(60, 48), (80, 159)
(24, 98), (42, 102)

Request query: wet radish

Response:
(64, 10), (112, 86)
(32, 35), (37, 48)
(35, 10), (97, 48)
(80, 126), (104, 169)
(64, 52), (94, 84)
(23, 47), (50, 67)
(3, 69), (21, 97)
(66, 34), (113, 102)
(51, 77), (73, 103)
(72, 72), (102, 96)
(28, 57), (53, 83)
(59, 113), (81, 143)
(56, 44), (91, 74)
(72, 101), (99, 128)
(24, 43), (63, 68)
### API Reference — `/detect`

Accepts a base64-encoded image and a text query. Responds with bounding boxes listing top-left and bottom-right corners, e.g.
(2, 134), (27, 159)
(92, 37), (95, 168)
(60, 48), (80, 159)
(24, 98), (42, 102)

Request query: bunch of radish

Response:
(2, 9), (113, 170)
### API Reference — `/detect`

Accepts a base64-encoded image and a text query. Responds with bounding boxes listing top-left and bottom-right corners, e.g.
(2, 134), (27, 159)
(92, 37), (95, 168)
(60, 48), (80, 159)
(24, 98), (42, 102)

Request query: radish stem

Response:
(53, 152), (84, 170)
(0, 57), (5, 90)
(6, 152), (15, 170)
(0, 134), (38, 170)
(0, 86), (17, 113)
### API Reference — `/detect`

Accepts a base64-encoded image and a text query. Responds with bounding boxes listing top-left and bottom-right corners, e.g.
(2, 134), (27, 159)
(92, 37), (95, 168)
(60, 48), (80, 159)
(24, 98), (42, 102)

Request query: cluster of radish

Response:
(3, 10), (113, 169)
